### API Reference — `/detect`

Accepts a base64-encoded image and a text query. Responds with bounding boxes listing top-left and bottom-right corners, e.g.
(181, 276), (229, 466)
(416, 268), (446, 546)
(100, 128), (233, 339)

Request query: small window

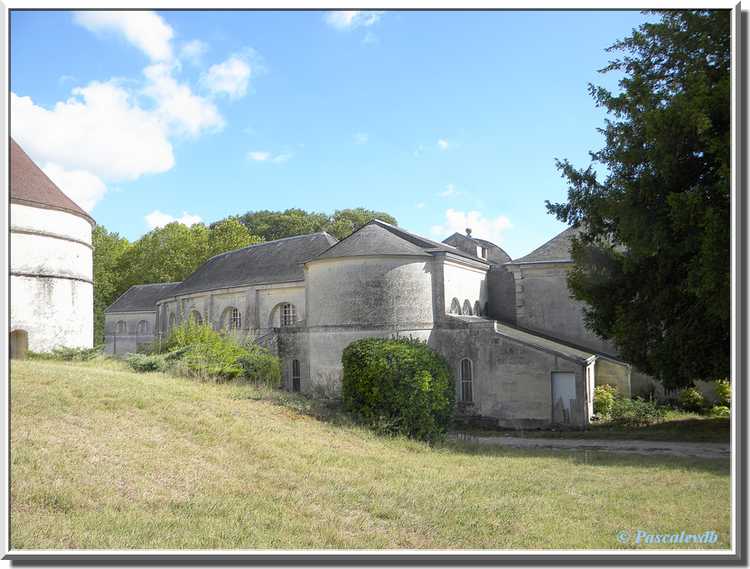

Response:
(137, 320), (150, 335)
(189, 310), (203, 325)
(291, 359), (301, 392)
(450, 298), (462, 315)
(229, 307), (242, 330)
(474, 301), (482, 317)
(116, 320), (127, 334)
(281, 303), (297, 327)
(481, 247), (488, 259)
(460, 358), (473, 403)
(462, 299), (473, 316)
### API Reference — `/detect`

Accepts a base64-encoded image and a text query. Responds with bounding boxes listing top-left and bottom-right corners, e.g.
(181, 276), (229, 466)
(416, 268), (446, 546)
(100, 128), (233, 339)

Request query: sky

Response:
(10, 9), (653, 258)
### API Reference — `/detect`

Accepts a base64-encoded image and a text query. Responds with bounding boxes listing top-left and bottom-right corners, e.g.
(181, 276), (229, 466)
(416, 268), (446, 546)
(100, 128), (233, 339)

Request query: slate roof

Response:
(442, 232), (512, 264)
(106, 282), (182, 313)
(493, 321), (599, 364)
(10, 138), (94, 225)
(509, 225), (583, 264)
(170, 232), (338, 297)
(314, 220), (489, 263)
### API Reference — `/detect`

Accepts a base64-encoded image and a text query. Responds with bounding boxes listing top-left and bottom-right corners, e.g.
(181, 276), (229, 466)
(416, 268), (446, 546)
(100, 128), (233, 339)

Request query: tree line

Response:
(93, 208), (397, 343)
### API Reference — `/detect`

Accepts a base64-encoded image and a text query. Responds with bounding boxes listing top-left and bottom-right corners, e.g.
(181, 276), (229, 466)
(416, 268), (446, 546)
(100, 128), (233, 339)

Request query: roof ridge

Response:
(204, 231), (334, 263)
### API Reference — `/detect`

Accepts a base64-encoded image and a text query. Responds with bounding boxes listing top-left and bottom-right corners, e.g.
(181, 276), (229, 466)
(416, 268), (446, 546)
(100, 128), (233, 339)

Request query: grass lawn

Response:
(10, 359), (732, 550)
(462, 412), (730, 443)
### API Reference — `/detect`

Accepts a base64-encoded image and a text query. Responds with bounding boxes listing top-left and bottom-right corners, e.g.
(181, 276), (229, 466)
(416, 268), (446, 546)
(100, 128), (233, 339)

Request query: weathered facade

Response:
(10, 138), (95, 353)
(105, 219), (634, 428)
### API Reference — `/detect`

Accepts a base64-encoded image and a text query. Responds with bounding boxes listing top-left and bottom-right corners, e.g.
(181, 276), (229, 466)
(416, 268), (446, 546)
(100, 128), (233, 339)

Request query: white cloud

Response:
(439, 183), (459, 198)
(362, 31), (379, 45)
(145, 210), (203, 230)
(200, 55), (251, 99)
(437, 138), (449, 150)
(73, 11), (174, 62)
(324, 11), (384, 30)
(247, 150), (292, 163)
(42, 162), (107, 212)
(11, 87), (174, 182)
(143, 63), (224, 137)
(354, 132), (369, 144)
(180, 39), (208, 63)
(415, 202), (426, 209)
(431, 209), (512, 245)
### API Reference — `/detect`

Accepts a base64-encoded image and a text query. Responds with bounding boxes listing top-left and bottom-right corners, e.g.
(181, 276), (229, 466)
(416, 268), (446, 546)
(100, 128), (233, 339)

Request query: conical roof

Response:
(10, 138), (94, 225)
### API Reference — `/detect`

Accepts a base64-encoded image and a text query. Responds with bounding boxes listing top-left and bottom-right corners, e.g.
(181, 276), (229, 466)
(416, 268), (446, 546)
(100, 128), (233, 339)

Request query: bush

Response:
(29, 345), (103, 361)
(237, 343), (281, 387)
(678, 387), (706, 413)
(593, 384), (618, 417)
(609, 397), (666, 427)
(126, 353), (169, 373)
(709, 405), (730, 418)
(714, 379), (731, 407)
(341, 337), (454, 443)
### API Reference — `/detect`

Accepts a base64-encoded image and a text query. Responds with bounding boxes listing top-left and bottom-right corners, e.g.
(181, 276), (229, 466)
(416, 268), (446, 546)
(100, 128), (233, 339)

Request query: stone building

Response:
(10, 138), (95, 354)
(105, 219), (633, 428)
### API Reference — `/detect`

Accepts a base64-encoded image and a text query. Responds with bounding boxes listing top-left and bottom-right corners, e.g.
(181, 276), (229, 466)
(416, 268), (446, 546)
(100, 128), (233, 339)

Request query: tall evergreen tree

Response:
(546, 10), (731, 388)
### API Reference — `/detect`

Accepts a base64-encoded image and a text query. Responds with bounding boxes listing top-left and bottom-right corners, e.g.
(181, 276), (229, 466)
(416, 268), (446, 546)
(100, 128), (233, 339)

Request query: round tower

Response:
(10, 139), (95, 352)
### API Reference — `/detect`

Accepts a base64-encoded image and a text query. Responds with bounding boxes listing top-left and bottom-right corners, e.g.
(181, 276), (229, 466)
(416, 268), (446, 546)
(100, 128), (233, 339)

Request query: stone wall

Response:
(104, 311), (157, 355)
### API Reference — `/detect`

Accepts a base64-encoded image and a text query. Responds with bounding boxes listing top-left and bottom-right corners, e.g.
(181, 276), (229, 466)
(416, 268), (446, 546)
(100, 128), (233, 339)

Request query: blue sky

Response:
(10, 10), (652, 258)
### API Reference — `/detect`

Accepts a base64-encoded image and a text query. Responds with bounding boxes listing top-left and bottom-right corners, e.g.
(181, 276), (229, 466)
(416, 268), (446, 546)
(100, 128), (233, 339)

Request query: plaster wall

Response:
(104, 311), (157, 354)
(443, 259), (488, 315)
(510, 263), (616, 355)
(11, 275), (93, 351)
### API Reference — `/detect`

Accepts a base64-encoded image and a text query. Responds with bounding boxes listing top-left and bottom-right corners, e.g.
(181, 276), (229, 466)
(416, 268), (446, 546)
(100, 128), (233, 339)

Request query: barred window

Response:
(460, 358), (473, 403)
(474, 301), (482, 317)
(189, 310), (203, 325)
(281, 303), (297, 327)
(116, 320), (127, 334)
(450, 298), (462, 315)
(137, 320), (150, 335)
(229, 308), (242, 330)
(462, 299), (473, 316)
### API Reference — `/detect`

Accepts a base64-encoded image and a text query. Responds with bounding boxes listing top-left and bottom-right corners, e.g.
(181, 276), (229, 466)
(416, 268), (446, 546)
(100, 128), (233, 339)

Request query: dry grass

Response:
(10, 359), (732, 550)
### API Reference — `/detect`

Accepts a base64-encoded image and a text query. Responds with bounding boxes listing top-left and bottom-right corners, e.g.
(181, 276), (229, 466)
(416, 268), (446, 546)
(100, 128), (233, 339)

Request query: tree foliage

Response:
(92, 225), (130, 343)
(546, 10), (730, 388)
(235, 207), (397, 241)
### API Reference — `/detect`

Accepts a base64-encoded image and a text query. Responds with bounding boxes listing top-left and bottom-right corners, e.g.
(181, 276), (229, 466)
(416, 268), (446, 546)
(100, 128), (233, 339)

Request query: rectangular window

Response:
(292, 359), (301, 392)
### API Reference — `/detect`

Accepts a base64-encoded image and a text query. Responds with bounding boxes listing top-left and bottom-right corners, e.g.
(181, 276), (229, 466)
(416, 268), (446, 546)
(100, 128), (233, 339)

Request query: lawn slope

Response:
(10, 359), (731, 550)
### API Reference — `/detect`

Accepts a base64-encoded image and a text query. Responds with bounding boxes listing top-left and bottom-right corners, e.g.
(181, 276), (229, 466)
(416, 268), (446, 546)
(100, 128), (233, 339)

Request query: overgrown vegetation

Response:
(125, 320), (280, 386)
(342, 338), (454, 443)
(28, 345), (103, 361)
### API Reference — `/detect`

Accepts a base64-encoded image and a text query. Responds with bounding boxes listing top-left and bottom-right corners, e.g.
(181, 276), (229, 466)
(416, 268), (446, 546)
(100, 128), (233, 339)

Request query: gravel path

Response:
(451, 433), (730, 459)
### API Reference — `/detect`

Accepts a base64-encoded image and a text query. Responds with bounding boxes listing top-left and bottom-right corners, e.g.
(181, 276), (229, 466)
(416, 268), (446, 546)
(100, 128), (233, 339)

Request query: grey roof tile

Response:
(510, 225), (582, 264)
(106, 282), (182, 313)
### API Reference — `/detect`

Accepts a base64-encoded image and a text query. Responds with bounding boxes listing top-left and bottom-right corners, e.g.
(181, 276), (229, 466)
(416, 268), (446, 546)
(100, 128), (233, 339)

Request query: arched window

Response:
(229, 307), (241, 330)
(168, 313), (176, 330)
(281, 303), (297, 327)
(116, 320), (127, 334)
(460, 358), (473, 403)
(462, 299), (473, 316)
(189, 310), (203, 325)
(291, 359), (301, 392)
(137, 320), (150, 335)
(474, 301), (482, 317)
(450, 298), (462, 315)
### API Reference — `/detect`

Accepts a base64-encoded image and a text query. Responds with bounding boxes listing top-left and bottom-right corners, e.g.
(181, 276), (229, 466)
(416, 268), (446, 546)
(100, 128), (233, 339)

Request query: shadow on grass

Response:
(228, 386), (730, 475)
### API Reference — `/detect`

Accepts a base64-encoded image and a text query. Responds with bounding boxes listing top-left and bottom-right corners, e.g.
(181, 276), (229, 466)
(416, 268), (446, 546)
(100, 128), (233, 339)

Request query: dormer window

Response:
(481, 247), (488, 259)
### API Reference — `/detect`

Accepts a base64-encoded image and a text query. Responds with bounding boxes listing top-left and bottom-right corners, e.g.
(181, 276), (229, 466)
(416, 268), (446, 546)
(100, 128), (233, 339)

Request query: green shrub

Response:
(593, 384), (618, 417)
(341, 337), (454, 443)
(28, 345), (103, 361)
(126, 353), (169, 373)
(237, 343), (281, 387)
(678, 387), (706, 412)
(709, 405), (730, 418)
(162, 319), (218, 353)
(714, 379), (731, 407)
(609, 397), (666, 427)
